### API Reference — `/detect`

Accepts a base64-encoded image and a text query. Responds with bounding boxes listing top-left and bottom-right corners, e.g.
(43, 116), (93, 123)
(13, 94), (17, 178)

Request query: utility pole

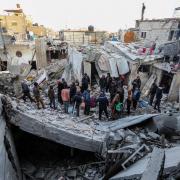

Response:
(141, 3), (146, 21)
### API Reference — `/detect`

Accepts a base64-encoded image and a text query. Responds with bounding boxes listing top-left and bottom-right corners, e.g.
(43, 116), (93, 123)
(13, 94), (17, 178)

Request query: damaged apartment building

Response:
(114, 15), (180, 102)
(135, 17), (180, 101)
(0, 36), (68, 73)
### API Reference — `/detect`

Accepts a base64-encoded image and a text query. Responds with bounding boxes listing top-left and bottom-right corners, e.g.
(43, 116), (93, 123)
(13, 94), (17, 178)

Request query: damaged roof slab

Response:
(9, 99), (157, 153)
(110, 146), (180, 180)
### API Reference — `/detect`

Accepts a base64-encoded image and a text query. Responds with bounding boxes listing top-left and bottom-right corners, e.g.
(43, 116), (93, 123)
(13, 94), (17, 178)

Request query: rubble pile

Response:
(45, 59), (66, 81)
(0, 38), (180, 179)
(21, 161), (105, 180)
(0, 71), (20, 96)
(103, 125), (171, 179)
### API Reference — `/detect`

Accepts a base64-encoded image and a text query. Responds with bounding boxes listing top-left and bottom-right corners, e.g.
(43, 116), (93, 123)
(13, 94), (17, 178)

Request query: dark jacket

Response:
(33, 86), (40, 97)
(74, 93), (82, 106)
(150, 84), (157, 95)
(62, 81), (68, 88)
(96, 94), (109, 109)
(132, 79), (141, 89)
(99, 77), (106, 89)
(82, 76), (89, 88)
(118, 88), (124, 102)
(48, 88), (55, 99)
(21, 82), (30, 93)
(106, 76), (112, 87)
(156, 87), (163, 100)
(70, 85), (77, 97)
(109, 82), (117, 95)
(58, 82), (64, 93)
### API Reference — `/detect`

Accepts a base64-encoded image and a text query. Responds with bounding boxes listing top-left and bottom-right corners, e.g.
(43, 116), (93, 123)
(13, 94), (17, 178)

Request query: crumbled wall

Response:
(0, 96), (22, 180)
(138, 20), (179, 45)
(0, 73), (21, 97)
(168, 72), (180, 102)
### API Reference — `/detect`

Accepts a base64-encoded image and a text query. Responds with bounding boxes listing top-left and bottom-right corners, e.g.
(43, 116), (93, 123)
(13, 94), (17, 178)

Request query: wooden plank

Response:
(141, 147), (165, 180)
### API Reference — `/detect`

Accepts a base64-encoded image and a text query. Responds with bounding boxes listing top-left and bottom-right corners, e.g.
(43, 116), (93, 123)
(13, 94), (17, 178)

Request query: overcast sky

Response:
(0, 0), (180, 32)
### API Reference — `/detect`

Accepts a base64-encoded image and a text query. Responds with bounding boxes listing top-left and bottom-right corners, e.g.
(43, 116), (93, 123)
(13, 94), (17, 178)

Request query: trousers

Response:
(99, 107), (108, 120)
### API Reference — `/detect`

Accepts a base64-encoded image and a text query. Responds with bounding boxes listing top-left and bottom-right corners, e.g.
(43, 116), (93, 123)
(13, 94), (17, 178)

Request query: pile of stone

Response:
(22, 161), (105, 180)
(0, 71), (21, 97)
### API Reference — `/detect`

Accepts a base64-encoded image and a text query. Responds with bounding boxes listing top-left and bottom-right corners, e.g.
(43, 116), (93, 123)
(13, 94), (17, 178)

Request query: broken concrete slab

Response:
(96, 114), (158, 132)
(153, 113), (180, 136)
(7, 95), (160, 154)
(141, 147), (165, 180)
(110, 146), (180, 180)
(10, 108), (104, 153)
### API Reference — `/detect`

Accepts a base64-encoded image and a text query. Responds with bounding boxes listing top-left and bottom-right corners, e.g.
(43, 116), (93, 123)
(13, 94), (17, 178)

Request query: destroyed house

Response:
(60, 30), (107, 45)
(136, 18), (180, 45)
(102, 41), (180, 102)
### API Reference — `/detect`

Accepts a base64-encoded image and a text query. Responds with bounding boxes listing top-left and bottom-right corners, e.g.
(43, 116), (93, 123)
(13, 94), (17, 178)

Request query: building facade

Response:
(0, 4), (55, 40)
(136, 18), (180, 45)
(60, 30), (107, 45)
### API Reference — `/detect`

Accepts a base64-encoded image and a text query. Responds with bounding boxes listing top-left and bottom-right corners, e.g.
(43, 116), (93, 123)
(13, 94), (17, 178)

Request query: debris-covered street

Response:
(1, 1), (180, 180)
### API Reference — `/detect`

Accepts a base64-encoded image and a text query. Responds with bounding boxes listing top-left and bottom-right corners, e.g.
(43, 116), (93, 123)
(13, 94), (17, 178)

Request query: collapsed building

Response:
(1, 92), (180, 179)
(0, 14), (180, 179)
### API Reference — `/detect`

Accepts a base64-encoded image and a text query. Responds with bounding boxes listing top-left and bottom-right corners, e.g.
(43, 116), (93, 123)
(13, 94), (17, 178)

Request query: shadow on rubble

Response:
(11, 126), (101, 179)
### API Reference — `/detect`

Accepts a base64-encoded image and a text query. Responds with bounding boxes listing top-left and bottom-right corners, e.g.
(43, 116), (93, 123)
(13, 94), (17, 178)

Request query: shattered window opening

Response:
(16, 51), (22, 57)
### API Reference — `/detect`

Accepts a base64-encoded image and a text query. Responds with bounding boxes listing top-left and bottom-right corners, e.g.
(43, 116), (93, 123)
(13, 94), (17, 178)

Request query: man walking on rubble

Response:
(126, 88), (132, 115)
(48, 85), (56, 109)
(154, 85), (163, 113)
(149, 82), (157, 106)
(70, 82), (77, 104)
(109, 79), (117, 102)
(81, 73), (90, 92)
(57, 80), (64, 105)
(21, 80), (35, 103)
(117, 87), (124, 103)
(117, 75), (125, 88)
(62, 78), (67, 88)
(73, 90), (82, 117)
(132, 87), (141, 110)
(96, 92), (109, 120)
(105, 73), (112, 92)
(99, 75), (106, 92)
(33, 82), (45, 109)
(82, 89), (91, 115)
(61, 84), (70, 113)
(132, 76), (141, 92)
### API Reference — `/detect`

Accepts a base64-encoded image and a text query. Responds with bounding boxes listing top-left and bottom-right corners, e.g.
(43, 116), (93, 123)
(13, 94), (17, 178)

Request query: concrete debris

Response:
(110, 146), (180, 180)
(21, 160), (105, 180)
(0, 71), (19, 96)
(141, 147), (165, 180)
(0, 36), (180, 180)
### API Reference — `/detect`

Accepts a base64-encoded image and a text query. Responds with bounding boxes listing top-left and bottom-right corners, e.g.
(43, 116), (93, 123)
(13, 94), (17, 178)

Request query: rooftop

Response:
(136, 18), (180, 23)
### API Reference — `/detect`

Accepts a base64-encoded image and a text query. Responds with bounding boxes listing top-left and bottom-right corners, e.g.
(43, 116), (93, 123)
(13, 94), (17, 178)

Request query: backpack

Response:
(115, 102), (123, 112)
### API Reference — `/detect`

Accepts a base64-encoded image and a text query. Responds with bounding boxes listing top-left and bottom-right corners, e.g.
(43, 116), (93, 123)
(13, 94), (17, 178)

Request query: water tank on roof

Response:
(88, 25), (94, 32)
(173, 7), (180, 18)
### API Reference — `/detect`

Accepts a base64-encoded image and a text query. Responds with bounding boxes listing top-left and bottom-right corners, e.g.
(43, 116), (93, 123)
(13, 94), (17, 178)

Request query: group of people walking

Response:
(21, 72), (164, 121)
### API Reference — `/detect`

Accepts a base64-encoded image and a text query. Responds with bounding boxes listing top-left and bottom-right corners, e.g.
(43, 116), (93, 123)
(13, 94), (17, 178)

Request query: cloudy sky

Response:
(0, 0), (180, 31)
